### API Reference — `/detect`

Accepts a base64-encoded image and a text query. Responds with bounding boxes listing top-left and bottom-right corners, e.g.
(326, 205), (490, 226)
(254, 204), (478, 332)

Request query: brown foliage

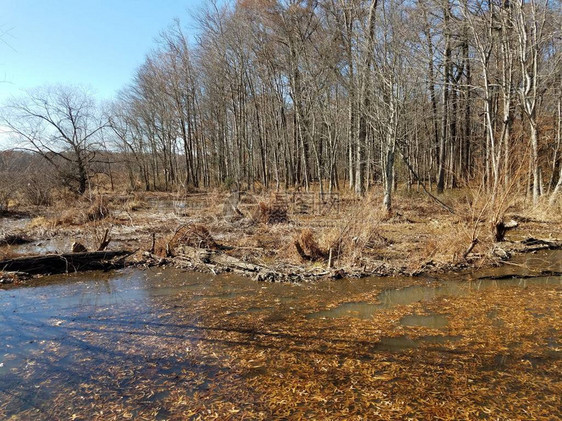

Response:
(166, 224), (218, 256)
(255, 200), (289, 224)
(294, 229), (328, 262)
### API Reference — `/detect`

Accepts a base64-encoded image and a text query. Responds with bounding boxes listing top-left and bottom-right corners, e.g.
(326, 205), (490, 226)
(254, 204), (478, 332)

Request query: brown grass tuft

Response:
(255, 200), (289, 224)
(167, 224), (218, 255)
(294, 229), (328, 262)
(86, 198), (111, 221)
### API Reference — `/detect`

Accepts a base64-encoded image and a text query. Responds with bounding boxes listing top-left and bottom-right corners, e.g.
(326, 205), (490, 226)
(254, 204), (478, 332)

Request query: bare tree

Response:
(102, 0), (560, 208)
(1, 86), (107, 194)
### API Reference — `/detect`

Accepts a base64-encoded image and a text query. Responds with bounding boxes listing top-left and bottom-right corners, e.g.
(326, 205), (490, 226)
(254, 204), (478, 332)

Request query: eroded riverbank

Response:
(0, 250), (560, 419)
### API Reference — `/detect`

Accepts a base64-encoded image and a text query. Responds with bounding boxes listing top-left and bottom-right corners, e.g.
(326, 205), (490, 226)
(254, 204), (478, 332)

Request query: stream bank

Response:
(0, 249), (560, 419)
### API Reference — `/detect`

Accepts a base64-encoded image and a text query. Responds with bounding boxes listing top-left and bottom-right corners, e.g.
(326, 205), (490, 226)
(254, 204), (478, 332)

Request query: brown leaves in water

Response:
(0, 272), (560, 420)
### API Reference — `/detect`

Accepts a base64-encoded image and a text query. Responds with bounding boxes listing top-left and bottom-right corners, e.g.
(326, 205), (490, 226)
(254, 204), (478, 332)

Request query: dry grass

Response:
(294, 228), (328, 262)
(125, 200), (148, 212)
(164, 224), (218, 257)
(254, 198), (289, 224)
(31, 196), (115, 227)
(85, 197), (111, 221)
(312, 196), (393, 266)
(27, 216), (52, 230)
(3, 184), (561, 276)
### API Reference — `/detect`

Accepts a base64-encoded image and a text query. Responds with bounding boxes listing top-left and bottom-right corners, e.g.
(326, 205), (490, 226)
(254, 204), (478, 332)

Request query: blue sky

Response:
(0, 0), (202, 104)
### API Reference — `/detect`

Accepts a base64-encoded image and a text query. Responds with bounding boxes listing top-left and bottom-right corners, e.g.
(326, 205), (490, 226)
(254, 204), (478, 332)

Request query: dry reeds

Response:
(318, 196), (392, 265)
(294, 229), (328, 262)
(86, 197), (111, 221)
(255, 200), (289, 224)
(164, 224), (219, 256)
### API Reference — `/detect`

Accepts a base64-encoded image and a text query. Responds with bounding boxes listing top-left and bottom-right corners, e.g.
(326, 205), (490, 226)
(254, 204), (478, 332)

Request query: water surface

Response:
(0, 250), (560, 419)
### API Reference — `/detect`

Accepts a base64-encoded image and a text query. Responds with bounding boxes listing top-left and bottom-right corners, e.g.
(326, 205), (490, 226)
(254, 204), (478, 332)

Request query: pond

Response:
(0, 250), (560, 419)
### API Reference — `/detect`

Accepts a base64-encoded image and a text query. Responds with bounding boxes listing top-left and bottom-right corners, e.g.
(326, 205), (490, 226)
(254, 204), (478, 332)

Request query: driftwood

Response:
(97, 228), (111, 251)
(493, 219), (518, 242)
(0, 250), (132, 275)
(175, 245), (262, 272)
(173, 245), (336, 282)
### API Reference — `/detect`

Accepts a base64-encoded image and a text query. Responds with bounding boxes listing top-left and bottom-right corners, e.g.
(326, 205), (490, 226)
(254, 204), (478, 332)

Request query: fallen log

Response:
(172, 245), (343, 282)
(0, 250), (132, 275)
(175, 245), (262, 272)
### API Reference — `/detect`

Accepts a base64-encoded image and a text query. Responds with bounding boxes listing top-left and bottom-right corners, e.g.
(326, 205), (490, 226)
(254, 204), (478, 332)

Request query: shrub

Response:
(86, 197), (111, 221)
(255, 200), (289, 224)
(21, 176), (52, 206)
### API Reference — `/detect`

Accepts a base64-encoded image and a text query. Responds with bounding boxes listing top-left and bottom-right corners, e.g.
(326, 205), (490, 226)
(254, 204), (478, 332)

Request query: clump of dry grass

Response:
(46, 196), (113, 226)
(294, 229), (328, 262)
(255, 201), (289, 224)
(163, 224), (218, 256)
(417, 221), (477, 265)
(317, 197), (392, 266)
(86, 197), (111, 221)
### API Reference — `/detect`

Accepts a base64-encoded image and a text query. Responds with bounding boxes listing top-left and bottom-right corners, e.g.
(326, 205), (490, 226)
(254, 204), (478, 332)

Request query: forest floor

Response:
(1, 186), (561, 283)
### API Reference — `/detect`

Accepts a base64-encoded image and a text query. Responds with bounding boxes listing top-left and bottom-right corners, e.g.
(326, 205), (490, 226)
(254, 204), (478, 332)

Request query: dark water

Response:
(0, 250), (560, 418)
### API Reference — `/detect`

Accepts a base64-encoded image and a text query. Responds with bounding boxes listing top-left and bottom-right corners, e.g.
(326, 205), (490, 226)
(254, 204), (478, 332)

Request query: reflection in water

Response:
(399, 314), (449, 329)
(307, 273), (561, 320)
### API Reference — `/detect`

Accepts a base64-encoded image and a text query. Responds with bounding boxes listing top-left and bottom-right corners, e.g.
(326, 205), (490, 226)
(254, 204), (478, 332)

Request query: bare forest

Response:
(2, 0), (561, 201)
(1, 1), (562, 419)
(0, 0), (560, 275)
(109, 0), (562, 210)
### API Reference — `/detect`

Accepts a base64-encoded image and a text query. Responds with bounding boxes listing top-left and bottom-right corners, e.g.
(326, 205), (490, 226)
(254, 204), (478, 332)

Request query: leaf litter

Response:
(0, 263), (560, 420)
